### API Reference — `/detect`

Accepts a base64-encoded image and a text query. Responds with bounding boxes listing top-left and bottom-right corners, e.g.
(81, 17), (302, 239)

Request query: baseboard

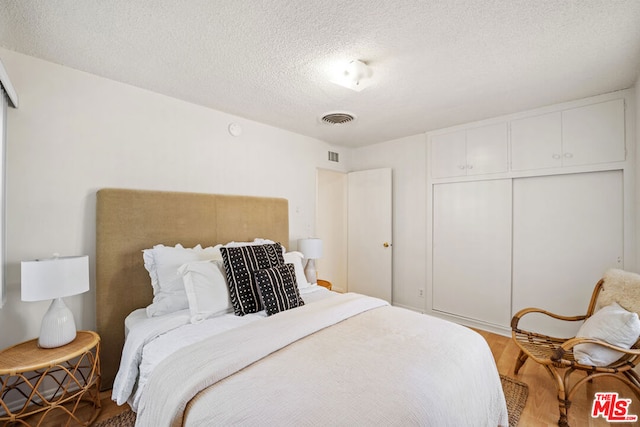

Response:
(428, 310), (512, 337)
(392, 302), (425, 313)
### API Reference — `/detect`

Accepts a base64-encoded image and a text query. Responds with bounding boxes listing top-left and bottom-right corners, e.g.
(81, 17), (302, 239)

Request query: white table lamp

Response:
(21, 255), (90, 348)
(298, 238), (323, 284)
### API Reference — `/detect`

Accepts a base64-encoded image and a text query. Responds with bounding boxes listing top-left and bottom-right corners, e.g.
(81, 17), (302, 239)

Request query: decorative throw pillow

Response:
(283, 251), (312, 290)
(574, 302), (640, 366)
(254, 263), (305, 316)
(178, 260), (232, 323)
(220, 243), (285, 316)
(143, 244), (221, 317)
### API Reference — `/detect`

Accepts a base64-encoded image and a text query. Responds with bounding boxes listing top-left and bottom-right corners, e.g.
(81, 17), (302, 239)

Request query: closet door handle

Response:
(467, 164), (473, 169)
(563, 152), (573, 159)
(552, 154), (561, 159)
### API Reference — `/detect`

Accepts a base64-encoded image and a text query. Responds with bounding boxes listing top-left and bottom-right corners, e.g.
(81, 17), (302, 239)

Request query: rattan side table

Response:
(0, 330), (101, 426)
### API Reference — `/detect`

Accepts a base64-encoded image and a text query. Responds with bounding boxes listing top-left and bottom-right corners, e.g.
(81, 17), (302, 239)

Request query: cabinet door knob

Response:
(563, 152), (573, 158)
(458, 165), (466, 170)
(467, 164), (473, 169)
(552, 154), (561, 159)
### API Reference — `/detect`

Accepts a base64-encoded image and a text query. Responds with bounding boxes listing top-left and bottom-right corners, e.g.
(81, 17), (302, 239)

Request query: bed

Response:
(96, 188), (508, 427)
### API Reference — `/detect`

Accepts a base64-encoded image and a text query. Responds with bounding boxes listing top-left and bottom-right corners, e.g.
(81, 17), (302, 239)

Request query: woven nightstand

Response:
(0, 331), (101, 426)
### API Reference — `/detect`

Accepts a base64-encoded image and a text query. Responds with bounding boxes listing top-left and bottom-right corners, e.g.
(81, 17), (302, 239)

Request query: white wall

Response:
(350, 134), (427, 311)
(0, 48), (348, 349)
(316, 169), (348, 292)
(637, 73), (640, 270)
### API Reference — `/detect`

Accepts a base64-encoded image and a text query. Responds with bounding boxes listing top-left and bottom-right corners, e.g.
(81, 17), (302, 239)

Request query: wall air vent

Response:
(328, 151), (340, 162)
(321, 112), (356, 125)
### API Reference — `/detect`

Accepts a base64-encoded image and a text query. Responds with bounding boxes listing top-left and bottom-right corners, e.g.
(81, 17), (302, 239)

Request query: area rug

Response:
(93, 375), (529, 427)
(501, 374), (529, 427)
(92, 409), (135, 427)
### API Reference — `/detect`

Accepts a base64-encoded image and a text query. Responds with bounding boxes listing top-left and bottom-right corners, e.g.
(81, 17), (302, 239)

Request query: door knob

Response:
(383, 242), (391, 248)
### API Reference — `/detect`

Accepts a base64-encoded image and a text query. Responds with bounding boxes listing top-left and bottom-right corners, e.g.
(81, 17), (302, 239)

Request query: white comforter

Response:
(113, 286), (333, 409)
(134, 293), (508, 427)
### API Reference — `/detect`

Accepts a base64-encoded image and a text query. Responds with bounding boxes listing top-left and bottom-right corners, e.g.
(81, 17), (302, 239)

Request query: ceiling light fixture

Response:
(330, 60), (373, 92)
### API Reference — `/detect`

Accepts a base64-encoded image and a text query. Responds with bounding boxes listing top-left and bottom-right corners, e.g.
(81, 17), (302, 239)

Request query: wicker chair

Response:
(511, 270), (640, 427)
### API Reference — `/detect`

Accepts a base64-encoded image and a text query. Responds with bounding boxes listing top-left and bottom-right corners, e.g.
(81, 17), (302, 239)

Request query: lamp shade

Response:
(21, 255), (90, 302)
(298, 238), (323, 259)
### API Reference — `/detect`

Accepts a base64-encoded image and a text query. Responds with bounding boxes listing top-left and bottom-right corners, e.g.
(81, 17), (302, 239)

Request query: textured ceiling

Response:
(1, 0), (639, 147)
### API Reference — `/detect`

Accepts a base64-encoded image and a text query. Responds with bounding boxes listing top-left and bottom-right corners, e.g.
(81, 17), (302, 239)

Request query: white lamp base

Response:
(304, 259), (318, 285)
(39, 298), (77, 348)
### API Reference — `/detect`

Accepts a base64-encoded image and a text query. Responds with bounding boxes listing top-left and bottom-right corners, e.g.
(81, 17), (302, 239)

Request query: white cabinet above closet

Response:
(431, 96), (627, 178)
(510, 112), (562, 171)
(511, 99), (625, 171)
(561, 99), (625, 166)
(430, 130), (465, 178)
(430, 123), (508, 178)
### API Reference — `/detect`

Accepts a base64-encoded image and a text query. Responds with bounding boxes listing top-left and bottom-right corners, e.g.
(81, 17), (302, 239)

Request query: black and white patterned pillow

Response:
(220, 243), (284, 316)
(254, 263), (305, 316)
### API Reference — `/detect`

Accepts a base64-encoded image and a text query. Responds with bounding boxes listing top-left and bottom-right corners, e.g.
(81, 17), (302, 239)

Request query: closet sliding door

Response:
(432, 179), (512, 327)
(512, 170), (623, 337)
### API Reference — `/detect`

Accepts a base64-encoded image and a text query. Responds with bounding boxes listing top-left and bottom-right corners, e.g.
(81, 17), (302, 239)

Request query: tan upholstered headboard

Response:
(96, 188), (289, 390)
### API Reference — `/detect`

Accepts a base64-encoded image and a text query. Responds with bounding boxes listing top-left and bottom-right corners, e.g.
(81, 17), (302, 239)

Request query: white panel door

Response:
(432, 179), (512, 327)
(347, 168), (392, 302)
(512, 170), (623, 337)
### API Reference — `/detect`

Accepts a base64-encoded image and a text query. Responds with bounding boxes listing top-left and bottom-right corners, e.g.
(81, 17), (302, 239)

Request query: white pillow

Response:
(143, 244), (222, 317)
(284, 251), (311, 290)
(179, 260), (232, 323)
(223, 238), (283, 251)
(574, 302), (640, 366)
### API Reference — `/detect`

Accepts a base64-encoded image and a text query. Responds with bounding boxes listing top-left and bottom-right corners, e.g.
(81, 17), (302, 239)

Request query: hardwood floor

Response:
(30, 330), (640, 426)
(476, 329), (640, 427)
(93, 390), (129, 424)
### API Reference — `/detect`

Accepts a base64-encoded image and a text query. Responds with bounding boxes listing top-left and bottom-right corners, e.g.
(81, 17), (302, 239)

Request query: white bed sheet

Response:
(112, 285), (333, 409)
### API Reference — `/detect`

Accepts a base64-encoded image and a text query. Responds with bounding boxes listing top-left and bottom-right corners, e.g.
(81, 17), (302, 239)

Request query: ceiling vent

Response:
(320, 112), (356, 125)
